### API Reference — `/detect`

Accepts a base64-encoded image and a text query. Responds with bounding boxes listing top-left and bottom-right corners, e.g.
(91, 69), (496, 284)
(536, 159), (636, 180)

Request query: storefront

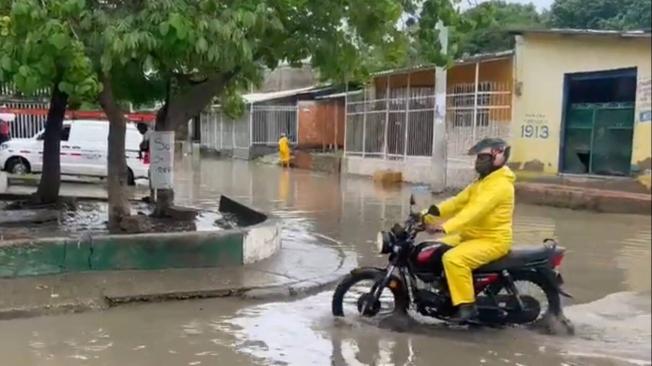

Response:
(509, 29), (651, 179)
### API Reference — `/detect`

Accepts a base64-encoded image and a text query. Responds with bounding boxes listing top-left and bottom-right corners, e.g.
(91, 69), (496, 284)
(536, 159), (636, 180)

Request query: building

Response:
(509, 29), (651, 183)
(343, 50), (514, 187)
(199, 85), (345, 159)
(342, 28), (652, 189)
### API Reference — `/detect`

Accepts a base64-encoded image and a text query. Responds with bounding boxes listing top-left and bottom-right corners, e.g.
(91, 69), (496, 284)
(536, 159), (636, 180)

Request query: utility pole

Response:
(431, 20), (448, 193)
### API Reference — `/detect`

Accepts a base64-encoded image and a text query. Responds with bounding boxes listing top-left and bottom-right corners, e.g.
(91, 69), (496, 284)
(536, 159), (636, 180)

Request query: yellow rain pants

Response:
(278, 136), (291, 167)
(433, 166), (516, 306)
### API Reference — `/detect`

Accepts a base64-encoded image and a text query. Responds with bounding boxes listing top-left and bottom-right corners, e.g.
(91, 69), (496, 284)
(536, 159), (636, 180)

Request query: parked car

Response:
(0, 119), (149, 185)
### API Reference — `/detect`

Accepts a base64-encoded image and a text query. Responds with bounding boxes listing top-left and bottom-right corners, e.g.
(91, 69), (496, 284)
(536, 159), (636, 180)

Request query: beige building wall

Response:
(510, 33), (651, 176)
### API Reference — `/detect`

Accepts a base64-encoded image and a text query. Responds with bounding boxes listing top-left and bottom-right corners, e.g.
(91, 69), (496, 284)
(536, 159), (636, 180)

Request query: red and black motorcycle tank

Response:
(409, 242), (451, 280)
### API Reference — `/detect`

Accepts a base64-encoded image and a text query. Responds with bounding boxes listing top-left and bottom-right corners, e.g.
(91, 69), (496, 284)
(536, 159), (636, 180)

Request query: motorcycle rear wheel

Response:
(332, 268), (408, 317)
(485, 270), (562, 324)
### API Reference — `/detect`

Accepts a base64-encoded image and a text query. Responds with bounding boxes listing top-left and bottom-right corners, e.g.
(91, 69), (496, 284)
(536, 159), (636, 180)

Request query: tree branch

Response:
(165, 68), (240, 127)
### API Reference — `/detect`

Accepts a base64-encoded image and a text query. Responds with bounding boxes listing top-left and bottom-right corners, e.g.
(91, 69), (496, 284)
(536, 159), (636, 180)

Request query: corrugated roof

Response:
(242, 86), (319, 104)
(510, 28), (652, 38)
(373, 50), (514, 77)
(314, 90), (361, 100)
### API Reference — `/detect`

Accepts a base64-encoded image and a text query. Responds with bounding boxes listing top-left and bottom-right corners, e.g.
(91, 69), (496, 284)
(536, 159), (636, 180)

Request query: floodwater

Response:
(0, 157), (650, 366)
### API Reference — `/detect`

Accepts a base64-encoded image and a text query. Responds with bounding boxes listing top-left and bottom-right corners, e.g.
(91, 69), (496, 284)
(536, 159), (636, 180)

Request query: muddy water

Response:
(0, 157), (649, 366)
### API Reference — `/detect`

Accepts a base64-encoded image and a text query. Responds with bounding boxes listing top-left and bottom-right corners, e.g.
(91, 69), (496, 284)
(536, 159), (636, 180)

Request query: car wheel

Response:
(7, 157), (30, 175)
(127, 168), (135, 186)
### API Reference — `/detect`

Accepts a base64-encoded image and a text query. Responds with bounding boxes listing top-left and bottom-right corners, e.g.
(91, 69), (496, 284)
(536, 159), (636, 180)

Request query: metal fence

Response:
(345, 87), (436, 159)
(200, 104), (297, 151)
(1, 83), (50, 138)
(344, 81), (511, 160)
(251, 105), (297, 145)
(0, 101), (50, 138)
(446, 81), (512, 158)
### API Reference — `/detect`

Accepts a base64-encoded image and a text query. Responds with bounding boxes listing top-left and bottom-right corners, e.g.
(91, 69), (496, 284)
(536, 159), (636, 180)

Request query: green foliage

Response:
(392, 0), (469, 68)
(548, 0), (651, 30)
(0, 0), (101, 102)
(93, 0), (458, 107)
(3, 0), (461, 114)
(453, 1), (544, 57)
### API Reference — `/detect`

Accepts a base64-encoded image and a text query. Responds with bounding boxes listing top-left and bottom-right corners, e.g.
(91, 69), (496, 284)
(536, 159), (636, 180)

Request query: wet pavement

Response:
(0, 157), (650, 366)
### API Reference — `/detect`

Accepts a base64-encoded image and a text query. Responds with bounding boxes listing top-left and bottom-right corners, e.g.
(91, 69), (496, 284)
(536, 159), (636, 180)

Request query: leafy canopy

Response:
(548, 0), (651, 30)
(454, 1), (543, 56)
(93, 0), (460, 116)
(0, 0), (101, 101)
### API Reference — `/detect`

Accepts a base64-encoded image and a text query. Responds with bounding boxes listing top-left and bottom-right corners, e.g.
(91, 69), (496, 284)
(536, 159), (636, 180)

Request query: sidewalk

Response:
(0, 240), (356, 320)
(0, 172), (149, 201)
(516, 182), (651, 215)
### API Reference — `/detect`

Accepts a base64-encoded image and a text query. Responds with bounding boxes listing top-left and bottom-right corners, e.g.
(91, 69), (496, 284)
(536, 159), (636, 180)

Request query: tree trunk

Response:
(152, 105), (175, 217)
(34, 81), (69, 204)
(151, 72), (238, 217)
(98, 74), (130, 230)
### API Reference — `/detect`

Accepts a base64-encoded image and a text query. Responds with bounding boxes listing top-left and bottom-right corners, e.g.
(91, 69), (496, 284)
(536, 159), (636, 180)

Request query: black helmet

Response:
(468, 137), (510, 160)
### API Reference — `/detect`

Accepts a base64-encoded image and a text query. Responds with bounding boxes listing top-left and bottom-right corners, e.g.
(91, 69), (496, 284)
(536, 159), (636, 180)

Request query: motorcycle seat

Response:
(476, 246), (551, 272)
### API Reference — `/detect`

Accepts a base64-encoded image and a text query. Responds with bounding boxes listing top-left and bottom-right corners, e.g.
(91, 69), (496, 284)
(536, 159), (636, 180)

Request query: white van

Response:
(0, 120), (149, 184)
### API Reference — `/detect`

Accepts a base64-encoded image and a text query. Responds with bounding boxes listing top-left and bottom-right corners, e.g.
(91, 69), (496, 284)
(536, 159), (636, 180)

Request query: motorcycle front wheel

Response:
(332, 268), (408, 317)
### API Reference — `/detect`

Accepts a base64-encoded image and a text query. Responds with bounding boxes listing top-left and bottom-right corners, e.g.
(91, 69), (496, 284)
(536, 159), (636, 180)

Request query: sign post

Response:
(431, 20), (448, 193)
(150, 131), (175, 189)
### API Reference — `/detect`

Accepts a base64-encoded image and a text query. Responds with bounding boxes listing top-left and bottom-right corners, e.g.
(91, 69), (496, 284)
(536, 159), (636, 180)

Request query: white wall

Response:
(243, 220), (281, 264)
(343, 156), (476, 189)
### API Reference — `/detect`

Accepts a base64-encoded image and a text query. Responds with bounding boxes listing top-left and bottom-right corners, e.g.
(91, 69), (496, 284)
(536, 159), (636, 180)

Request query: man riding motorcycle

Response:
(423, 137), (515, 322)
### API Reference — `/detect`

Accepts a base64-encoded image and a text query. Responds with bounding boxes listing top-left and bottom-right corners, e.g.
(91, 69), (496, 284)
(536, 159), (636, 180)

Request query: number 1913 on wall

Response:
(520, 124), (549, 139)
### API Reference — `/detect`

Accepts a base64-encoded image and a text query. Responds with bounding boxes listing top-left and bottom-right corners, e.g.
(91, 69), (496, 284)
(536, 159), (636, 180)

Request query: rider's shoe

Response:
(450, 303), (478, 323)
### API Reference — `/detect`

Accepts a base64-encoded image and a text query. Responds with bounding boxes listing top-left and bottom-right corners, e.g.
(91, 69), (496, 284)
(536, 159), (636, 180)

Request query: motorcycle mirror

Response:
(409, 194), (416, 206)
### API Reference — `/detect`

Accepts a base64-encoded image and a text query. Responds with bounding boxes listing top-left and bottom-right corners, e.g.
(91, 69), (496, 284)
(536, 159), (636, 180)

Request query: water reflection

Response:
(0, 156), (649, 366)
(170, 156), (652, 301)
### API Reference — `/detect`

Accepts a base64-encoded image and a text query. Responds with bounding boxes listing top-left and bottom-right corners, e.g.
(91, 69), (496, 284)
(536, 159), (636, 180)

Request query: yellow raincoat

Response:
(278, 136), (291, 167)
(433, 166), (515, 306)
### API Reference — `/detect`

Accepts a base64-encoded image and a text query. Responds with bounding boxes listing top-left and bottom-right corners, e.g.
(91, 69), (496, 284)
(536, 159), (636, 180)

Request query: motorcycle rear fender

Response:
(533, 267), (573, 298)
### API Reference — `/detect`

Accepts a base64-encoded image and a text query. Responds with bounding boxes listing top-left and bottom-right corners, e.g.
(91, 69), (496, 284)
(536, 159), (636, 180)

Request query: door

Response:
(562, 103), (635, 176)
(67, 121), (108, 176)
(590, 104), (635, 176)
(58, 124), (75, 174)
(561, 68), (637, 176)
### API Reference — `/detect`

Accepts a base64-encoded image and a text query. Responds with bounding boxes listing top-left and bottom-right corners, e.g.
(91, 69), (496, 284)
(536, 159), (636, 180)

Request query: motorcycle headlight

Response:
(376, 231), (392, 254)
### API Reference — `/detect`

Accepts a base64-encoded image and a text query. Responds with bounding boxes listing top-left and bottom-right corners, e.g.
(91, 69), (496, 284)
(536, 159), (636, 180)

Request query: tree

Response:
(548, 0), (651, 30)
(454, 1), (544, 57)
(0, 0), (101, 204)
(97, 0), (459, 217)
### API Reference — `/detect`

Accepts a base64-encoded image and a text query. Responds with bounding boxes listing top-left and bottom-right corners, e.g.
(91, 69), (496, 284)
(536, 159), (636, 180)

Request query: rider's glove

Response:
(420, 205), (441, 226)
(420, 205), (440, 217)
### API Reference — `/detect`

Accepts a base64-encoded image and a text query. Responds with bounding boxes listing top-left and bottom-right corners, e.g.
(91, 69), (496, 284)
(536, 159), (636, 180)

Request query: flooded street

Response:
(0, 157), (650, 366)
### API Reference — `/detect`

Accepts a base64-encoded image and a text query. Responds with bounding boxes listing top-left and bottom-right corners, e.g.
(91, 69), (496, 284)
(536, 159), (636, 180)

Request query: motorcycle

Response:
(332, 196), (572, 327)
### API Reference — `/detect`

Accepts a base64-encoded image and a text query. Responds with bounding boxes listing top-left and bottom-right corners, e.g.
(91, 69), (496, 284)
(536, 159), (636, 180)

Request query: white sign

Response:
(150, 131), (175, 189)
(637, 76), (651, 123)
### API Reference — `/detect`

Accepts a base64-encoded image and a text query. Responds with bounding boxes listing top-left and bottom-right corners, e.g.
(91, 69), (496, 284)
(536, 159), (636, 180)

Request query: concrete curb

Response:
(102, 253), (356, 305)
(516, 182), (651, 215)
(0, 197), (282, 277)
(240, 250), (356, 301)
(0, 240), (357, 321)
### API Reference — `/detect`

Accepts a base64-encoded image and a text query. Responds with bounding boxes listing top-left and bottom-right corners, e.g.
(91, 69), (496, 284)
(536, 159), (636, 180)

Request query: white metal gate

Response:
(251, 105), (297, 145)
(446, 81), (512, 158)
(0, 101), (49, 138)
(1, 83), (50, 138)
(200, 104), (297, 152)
(345, 87), (436, 159)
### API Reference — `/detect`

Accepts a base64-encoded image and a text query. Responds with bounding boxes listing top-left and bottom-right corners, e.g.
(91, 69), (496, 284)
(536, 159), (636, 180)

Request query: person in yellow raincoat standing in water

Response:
(278, 133), (291, 168)
(423, 137), (515, 322)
